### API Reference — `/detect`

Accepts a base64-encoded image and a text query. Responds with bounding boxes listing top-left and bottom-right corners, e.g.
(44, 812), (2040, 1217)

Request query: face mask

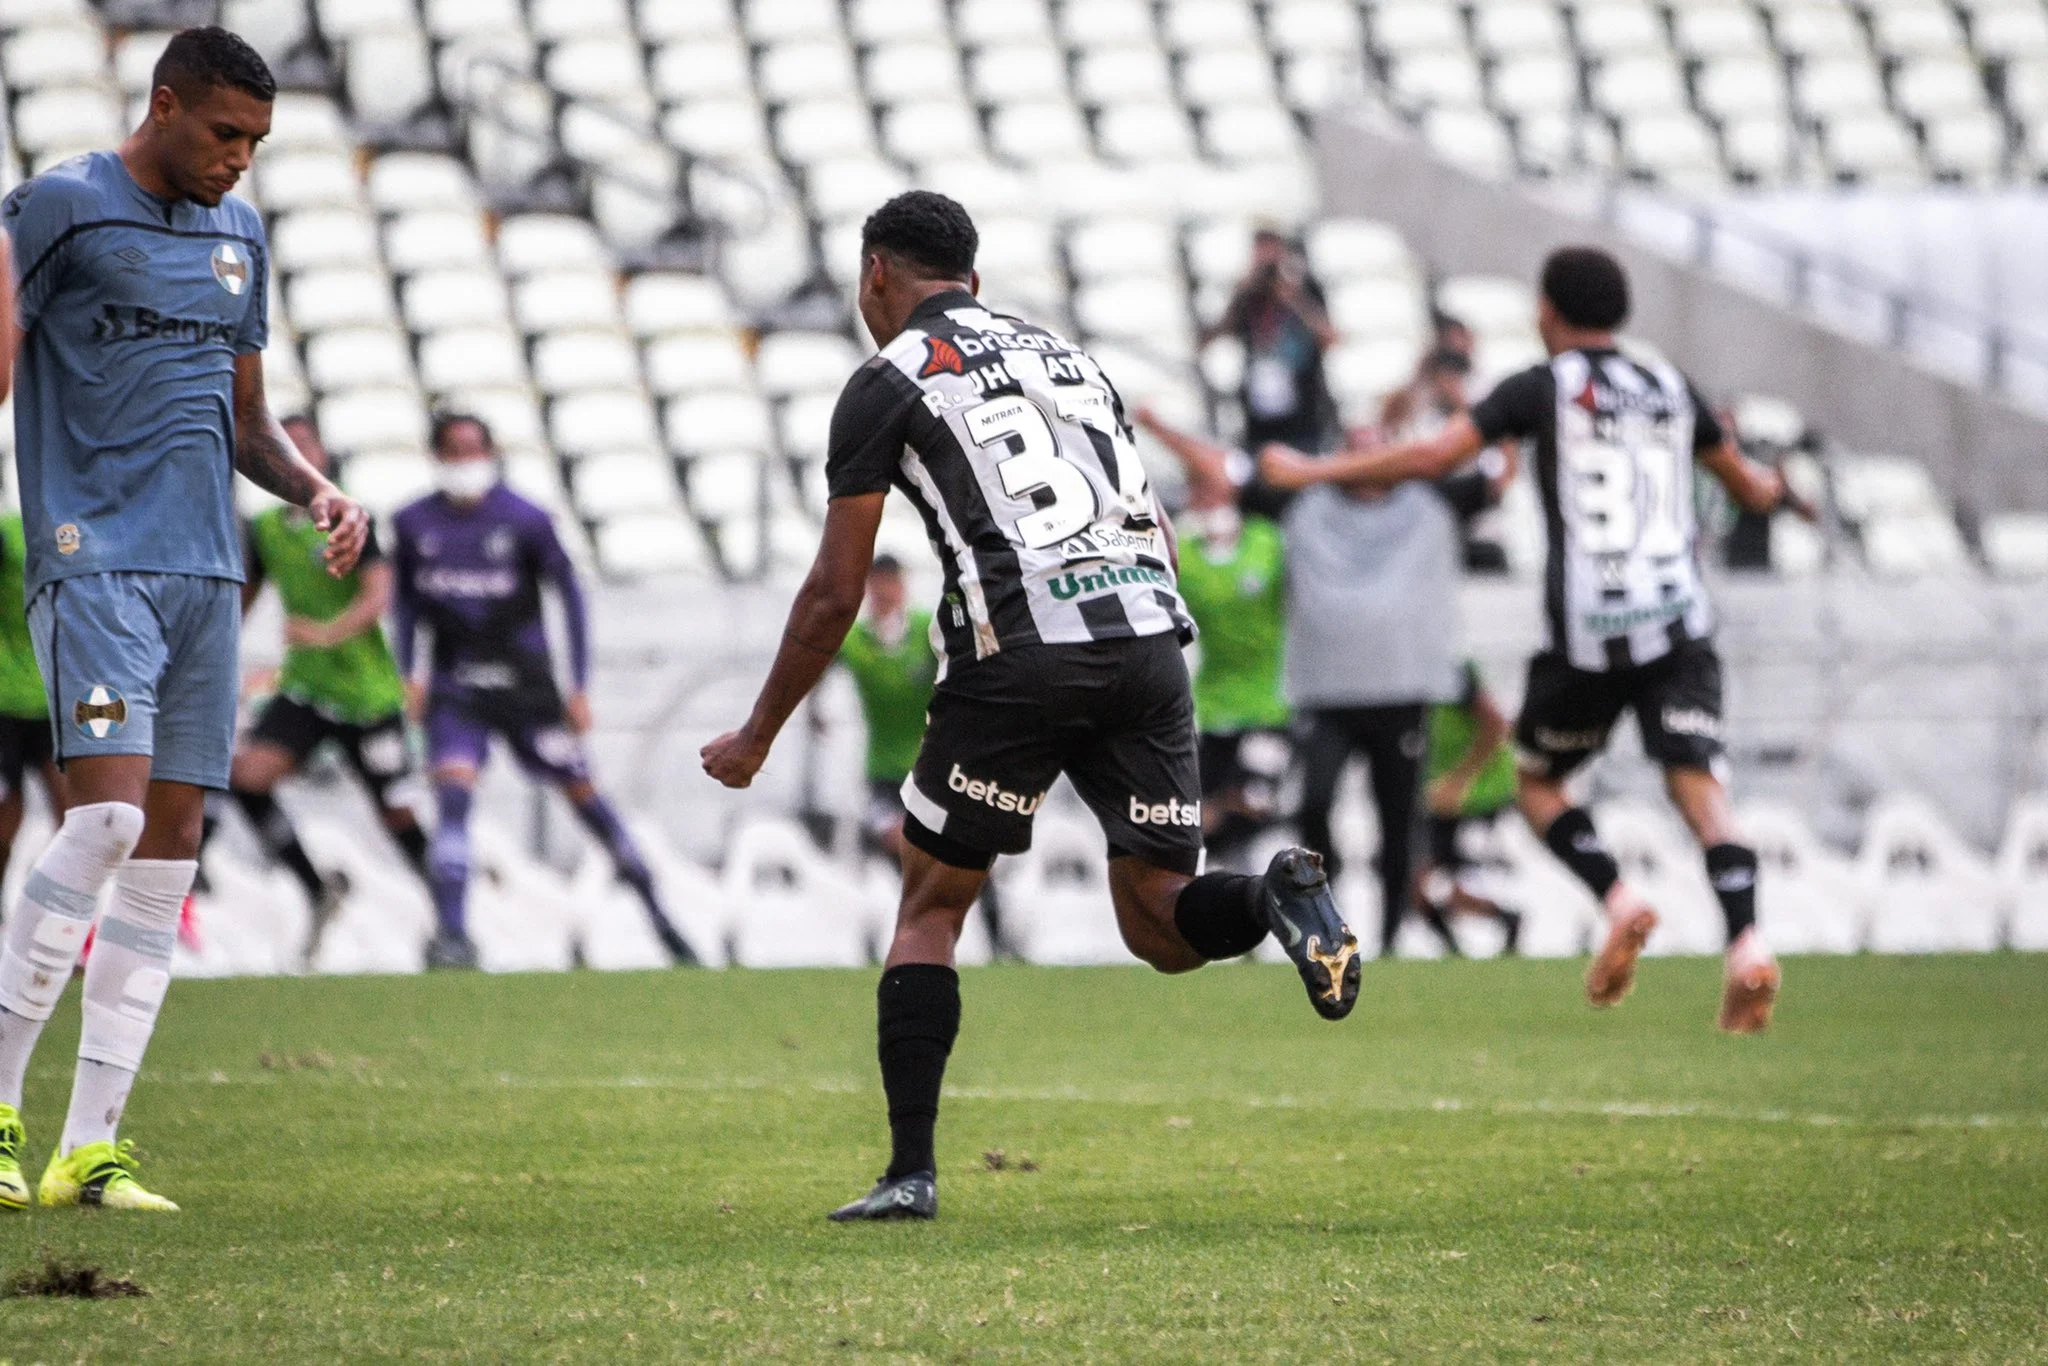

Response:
(435, 460), (499, 502)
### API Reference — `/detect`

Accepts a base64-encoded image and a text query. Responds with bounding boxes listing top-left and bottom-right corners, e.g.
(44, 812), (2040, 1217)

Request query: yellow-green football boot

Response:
(0, 1104), (27, 1210)
(38, 1139), (178, 1212)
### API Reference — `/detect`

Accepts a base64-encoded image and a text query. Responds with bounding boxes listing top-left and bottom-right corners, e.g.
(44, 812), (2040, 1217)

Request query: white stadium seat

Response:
(721, 818), (886, 967)
(552, 391), (664, 454)
(968, 44), (1067, 102)
(417, 327), (527, 392)
(881, 100), (984, 162)
(367, 153), (478, 212)
(638, 0), (739, 41)
(759, 39), (861, 103)
(305, 328), (414, 391)
(1371, 0), (1464, 55)
(497, 215), (612, 275)
(533, 331), (641, 394)
(255, 152), (361, 212)
(1068, 217), (1180, 279)
(445, 388), (547, 454)
(999, 815), (1128, 965)
(403, 270), (513, 332)
(954, 0), (1053, 45)
(865, 40), (964, 101)
(513, 272), (622, 333)
(288, 269), (399, 331)
(341, 449), (436, 514)
(651, 38), (753, 101)
(777, 99), (880, 164)
(665, 393), (774, 454)
(319, 387), (430, 453)
(12, 87), (122, 154)
(1573, 0), (1665, 56)
(685, 451), (768, 520)
(1739, 801), (1866, 953)
(644, 333), (752, 396)
(572, 452), (684, 517)
(778, 393), (838, 461)
(273, 210), (382, 271)
(1859, 795), (2004, 952)
(624, 274), (734, 335)
(4, 24), (112, 90)
(596, 512), (717, 579)
(384, 211), (492, 272)
(1672, 3), (1770, 57)
(754, 333), (861, 397)
(989, 101), (1092, 163)
(848, 0), (946, 43)
(1981, 513), (2048, 578)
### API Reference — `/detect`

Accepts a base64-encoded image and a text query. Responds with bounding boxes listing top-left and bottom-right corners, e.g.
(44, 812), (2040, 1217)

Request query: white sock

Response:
(0, 802), (145, 1109)
(62, 857), (191, 1154)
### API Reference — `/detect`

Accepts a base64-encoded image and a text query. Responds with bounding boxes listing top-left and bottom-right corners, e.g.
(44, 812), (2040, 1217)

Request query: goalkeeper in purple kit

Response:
(389, 414), (696, 969)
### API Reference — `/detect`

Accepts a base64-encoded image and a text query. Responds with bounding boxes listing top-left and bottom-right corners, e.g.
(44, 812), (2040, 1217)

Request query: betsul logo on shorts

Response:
(74, 686), (128, 739)
(1128, 796), (1201, 828)
(947, 764), (1045, 815)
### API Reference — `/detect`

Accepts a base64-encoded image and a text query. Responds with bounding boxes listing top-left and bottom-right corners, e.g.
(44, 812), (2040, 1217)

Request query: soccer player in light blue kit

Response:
(0, 28), (368, 1212)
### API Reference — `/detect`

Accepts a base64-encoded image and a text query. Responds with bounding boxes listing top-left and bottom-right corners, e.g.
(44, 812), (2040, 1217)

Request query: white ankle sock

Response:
(0, 801), (146, 1109)
(62, 858), (190, 1153)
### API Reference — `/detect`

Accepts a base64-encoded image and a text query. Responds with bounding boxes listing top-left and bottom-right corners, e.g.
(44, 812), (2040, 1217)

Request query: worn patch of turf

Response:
(0, 955), (2042, 1361)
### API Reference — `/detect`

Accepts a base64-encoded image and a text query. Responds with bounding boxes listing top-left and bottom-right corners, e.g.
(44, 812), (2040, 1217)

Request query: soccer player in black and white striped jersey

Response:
(1262, 247), (1816, 1035)
(703, 193), (1362, 1222)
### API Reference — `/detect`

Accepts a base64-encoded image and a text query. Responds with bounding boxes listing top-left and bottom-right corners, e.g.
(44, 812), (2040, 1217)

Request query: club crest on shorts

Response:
(75, 686), (127, 739)
(211, 241), (249, 295)
(54, 524), (80, 555)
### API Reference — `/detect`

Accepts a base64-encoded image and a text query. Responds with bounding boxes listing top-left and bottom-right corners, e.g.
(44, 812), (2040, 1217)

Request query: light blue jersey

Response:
(5, 150), (265, 598)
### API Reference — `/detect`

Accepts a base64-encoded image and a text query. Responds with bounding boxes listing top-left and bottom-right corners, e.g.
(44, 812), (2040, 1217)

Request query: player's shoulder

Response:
(391, 493), (439, 533)
(494, 484), (560, 532)
(2, 152), (112, 233)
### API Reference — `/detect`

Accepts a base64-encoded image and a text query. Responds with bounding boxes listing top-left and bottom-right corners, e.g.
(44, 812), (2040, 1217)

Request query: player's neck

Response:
(1545, 326), (1615, 355)
(872, 281), (971, 346)
(116, 132), (180, 204)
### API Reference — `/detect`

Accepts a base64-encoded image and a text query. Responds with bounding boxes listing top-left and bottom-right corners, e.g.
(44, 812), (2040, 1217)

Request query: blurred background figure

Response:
(1202, 227), (1339, 455)
(1138, 407), (1291, 871)
(392, 414), (697, 971)
(201, 414), (429, 967)
(0, 509), (64, 891)
(836, 555), (937, 864)
(1415, 661), (1524, 956)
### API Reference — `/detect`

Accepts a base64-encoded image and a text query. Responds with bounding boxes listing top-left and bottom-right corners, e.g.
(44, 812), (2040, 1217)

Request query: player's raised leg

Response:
(1667, 767), (1778, 1033)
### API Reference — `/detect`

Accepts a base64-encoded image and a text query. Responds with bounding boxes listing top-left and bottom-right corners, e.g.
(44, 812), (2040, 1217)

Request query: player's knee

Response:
(62, 800), (147, 865)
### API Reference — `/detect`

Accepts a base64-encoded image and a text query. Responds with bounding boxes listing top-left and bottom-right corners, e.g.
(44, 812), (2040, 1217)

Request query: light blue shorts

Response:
(29, 572), (242, 790)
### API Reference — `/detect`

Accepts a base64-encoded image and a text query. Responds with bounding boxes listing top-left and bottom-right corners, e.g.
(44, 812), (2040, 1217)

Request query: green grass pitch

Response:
(1, 955), (2044, 1362)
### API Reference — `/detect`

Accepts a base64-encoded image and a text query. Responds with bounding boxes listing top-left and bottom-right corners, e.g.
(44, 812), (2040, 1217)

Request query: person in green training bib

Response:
(837, 555), (938, 861)
(1136, 408), (1291, 869)
(201, 416), (430, 962)
(1415, 660), (1523, 955)
(0, 511), (67, 884)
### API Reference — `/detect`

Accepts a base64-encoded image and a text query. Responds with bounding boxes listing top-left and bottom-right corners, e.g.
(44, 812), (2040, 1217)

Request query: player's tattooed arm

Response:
(1698, 437), (1818, 520)
(702, 492), (887, 789)
(232, 353), (370, 575)
(1259, 413), (1487, 493)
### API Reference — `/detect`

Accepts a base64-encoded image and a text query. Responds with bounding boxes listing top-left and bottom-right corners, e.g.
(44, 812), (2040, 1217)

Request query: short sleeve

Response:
(1685, 378), (1725, 452)
(824, 358), (917, 499)
(1469, 365), (1553, 445)
(357, 522), (384, 567)
(4, 174), (84, 333)
(232, 213), (269, 354)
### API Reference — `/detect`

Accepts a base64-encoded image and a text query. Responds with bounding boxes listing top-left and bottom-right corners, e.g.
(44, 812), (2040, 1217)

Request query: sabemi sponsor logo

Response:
(1128, 796), (1200, 827)
(947, 764), (1045, 815)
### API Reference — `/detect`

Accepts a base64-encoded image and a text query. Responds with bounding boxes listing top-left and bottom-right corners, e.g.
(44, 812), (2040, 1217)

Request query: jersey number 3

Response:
(965, 392), (1150, 550)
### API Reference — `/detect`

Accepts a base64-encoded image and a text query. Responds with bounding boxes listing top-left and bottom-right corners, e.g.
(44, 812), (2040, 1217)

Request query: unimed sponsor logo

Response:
(947, 764), (1045, 815)
(1128, 796), (1200, 827)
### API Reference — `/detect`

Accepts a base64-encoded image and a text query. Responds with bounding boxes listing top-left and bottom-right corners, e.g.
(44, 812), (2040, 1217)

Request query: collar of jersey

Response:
(906, 288), (979, 326)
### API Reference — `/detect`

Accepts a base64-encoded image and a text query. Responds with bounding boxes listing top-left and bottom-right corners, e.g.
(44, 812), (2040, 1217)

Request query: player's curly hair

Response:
(153, 26), (276, 105)
(430, 411), (495, 456)
(861, 191), (978, 281)
(1541, 247), (1631, 331)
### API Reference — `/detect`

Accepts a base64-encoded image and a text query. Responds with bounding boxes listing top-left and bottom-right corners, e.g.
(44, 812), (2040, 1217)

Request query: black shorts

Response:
(1515, 638), (1725, 781)
(1426, 807), (1512, 871)
(902, 634), (1203, 875)
(0, 713), (54, 798)
(1197, 728), (1291, 814)
(247, 694), (416, 803)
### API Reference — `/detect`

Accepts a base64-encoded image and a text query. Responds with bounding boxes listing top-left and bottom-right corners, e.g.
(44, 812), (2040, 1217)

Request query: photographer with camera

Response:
(1203, 227), (1339, 454)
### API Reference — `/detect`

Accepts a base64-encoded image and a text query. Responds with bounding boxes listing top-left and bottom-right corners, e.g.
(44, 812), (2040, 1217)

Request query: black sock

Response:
(235, 789), (324, 902)
(877, 964), (960, 1180)
(1172, 872), (1268, 960)
(1704, 843), (1759, 941)
(1544, 807), (1620, 900)
(390, 821), (432, 884)
(1416, 898), (1461, 955)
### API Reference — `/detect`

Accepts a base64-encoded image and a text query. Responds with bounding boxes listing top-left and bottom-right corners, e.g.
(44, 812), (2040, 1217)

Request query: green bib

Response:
(250, 507), (406, 724)
(1426, 663), (1519, 816)
(0, 515), (47, 719)
(839, 610), (939, 783)
(1176, 517), (1290, 733)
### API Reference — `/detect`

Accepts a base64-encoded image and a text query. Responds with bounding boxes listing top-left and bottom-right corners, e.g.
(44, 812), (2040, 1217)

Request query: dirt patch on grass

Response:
(4, 1256), (147, 1300)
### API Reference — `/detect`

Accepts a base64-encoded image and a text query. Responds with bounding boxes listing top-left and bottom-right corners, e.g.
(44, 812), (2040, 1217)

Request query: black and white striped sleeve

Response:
(824, 357), (921, 499)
